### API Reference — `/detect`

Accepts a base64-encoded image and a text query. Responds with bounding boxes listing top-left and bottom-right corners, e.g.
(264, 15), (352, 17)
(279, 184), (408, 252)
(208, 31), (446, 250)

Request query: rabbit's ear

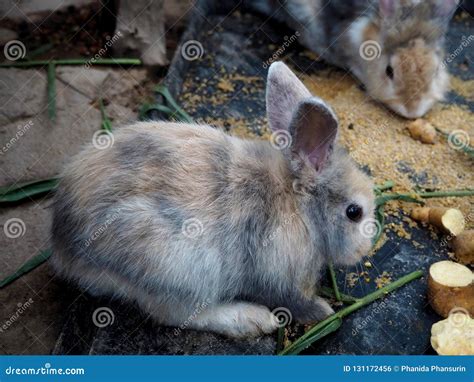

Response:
(290, 98), (338, 172)
(266, 61), (312, 133)
(266, 62), (338, 171)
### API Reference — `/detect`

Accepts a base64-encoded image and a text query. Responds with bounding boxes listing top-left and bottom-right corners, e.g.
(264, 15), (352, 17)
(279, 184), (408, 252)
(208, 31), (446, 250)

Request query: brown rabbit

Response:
(251, 0), (458, 118)
(51, 62), (375, 338)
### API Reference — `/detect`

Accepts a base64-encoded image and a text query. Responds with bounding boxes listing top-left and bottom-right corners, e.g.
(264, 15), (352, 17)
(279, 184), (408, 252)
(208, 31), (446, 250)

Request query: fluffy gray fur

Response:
(51, 62), (374, 338)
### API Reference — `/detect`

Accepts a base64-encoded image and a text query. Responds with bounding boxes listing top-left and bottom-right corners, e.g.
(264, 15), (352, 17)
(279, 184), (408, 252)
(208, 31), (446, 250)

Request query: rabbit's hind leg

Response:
(52, 251), (278, 338)
(181, 301), (280, 338)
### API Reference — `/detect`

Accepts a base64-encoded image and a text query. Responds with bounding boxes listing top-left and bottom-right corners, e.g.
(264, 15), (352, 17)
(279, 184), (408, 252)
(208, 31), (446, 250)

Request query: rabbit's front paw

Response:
(318, 299), (335, 319)
(294, 296), (335, 325)
(218, 302), (280, 338)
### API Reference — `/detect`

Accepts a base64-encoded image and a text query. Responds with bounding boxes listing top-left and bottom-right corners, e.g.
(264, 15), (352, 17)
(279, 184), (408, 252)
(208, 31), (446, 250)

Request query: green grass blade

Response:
(154, 85), (194, 123)
(376, 189), (474, 207)
(327, 262), (341, 302)
(276, 326), (286, 353)
(280, 318), (342, 355)
(99, 98), (113, 132)
(416, 189), (474, 198)
(47, 62), (56, 121)
(374, 180), (394, 194)
(139, 103), (175, 120)
(0, 249), (52, 288)
(375, 194), (424, 207)
(0, 58), (142, 68)
(0, 178), (59, 204)
(319, 287), (359, 304)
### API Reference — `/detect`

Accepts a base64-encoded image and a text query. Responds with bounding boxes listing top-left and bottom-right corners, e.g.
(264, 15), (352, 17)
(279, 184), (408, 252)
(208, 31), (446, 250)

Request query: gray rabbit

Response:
(250, 0), (458, 118)
(51, 62), (375, 338)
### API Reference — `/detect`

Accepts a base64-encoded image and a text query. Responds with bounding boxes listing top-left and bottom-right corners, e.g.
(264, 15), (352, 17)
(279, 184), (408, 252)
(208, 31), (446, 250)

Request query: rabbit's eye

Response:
(346, 204), (363, 222)
(386, 65), (394, 79)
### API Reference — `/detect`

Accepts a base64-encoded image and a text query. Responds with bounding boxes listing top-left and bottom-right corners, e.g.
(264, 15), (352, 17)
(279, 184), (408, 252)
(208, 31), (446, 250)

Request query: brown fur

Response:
(50, 62), (375, 338)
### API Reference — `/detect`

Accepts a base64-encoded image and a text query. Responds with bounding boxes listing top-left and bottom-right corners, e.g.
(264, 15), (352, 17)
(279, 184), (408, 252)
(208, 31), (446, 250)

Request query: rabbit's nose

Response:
(389, 101), (430, 120)
(404, 98), (436, 119)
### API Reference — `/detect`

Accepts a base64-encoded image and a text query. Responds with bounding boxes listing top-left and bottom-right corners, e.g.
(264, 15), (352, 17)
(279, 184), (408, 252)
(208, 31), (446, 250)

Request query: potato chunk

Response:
(427, 260), (474, 318)
(431, 313), (474, 355)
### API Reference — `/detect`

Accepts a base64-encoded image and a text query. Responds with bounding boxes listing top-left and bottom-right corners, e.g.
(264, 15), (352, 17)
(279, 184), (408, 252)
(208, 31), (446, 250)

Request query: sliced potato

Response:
(452, 230), (474, 265)
(411, 207), (465, 236)
(427, 260), (474, 318)
(431, 313), (474, 355)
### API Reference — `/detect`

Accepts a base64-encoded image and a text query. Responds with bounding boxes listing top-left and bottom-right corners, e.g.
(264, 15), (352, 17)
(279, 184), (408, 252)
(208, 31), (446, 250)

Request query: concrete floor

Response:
(0, 66), (152, 354)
